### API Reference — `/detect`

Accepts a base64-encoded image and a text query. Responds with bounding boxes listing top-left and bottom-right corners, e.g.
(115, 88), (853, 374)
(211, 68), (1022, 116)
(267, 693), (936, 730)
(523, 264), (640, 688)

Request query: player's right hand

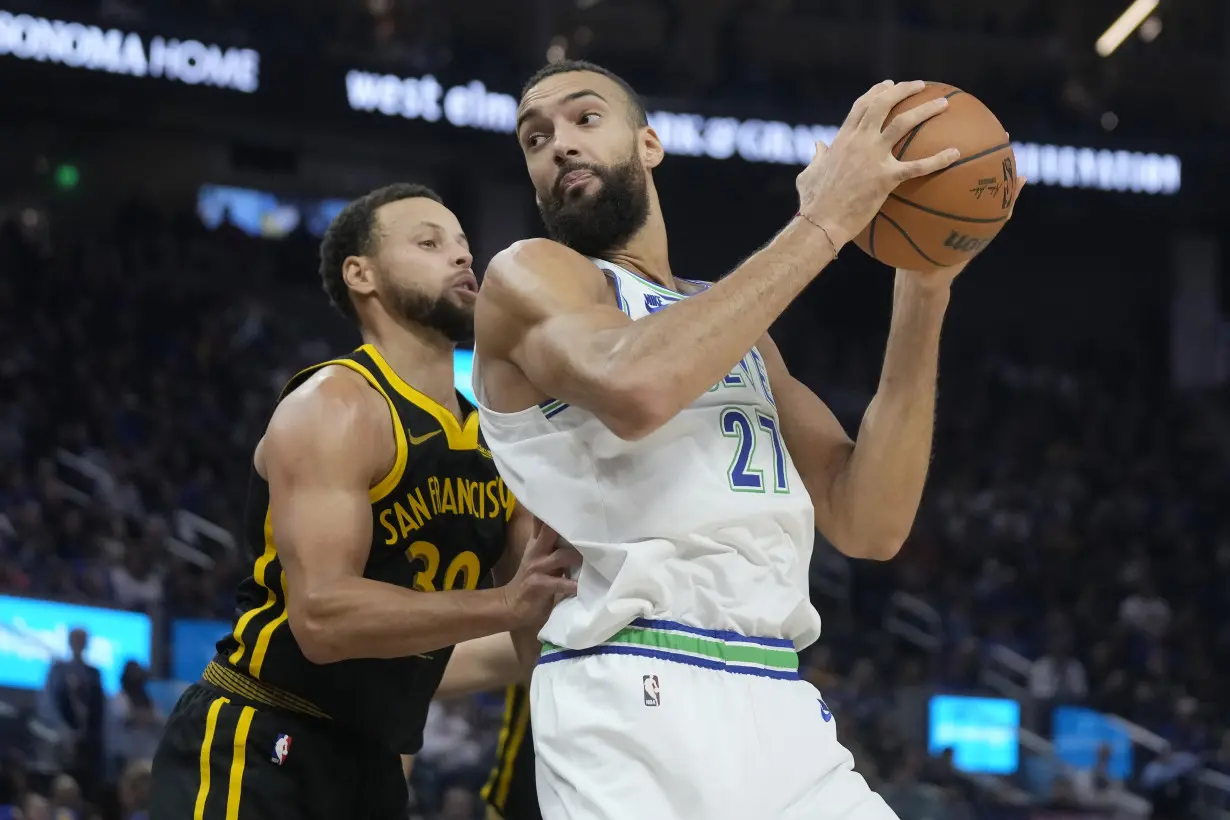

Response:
(795, 80), (960, 249)
(502, 519), (581, 628)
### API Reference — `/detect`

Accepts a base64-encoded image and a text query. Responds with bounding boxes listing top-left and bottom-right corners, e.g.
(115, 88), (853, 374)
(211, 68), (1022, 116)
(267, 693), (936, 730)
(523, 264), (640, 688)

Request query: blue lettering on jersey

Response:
(749, 349), (775, 406)
(644, 292), (680, 314)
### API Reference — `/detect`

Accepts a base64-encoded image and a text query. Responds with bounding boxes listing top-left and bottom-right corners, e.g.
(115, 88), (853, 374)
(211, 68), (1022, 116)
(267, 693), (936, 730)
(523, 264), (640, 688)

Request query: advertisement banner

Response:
(0, 9), (259, 93)
(0, 595), (151, 695)
(1052, 706), (1134, 780)
(0, 5), (1184, 197)
(169, 618), (230, 682)
(928, 694), (1021, 774)
(344, 69), (1183, 195)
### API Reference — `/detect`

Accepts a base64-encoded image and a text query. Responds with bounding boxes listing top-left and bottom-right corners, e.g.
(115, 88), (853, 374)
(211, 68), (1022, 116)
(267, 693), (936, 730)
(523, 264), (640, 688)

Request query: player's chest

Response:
(368, 449), (511, 593)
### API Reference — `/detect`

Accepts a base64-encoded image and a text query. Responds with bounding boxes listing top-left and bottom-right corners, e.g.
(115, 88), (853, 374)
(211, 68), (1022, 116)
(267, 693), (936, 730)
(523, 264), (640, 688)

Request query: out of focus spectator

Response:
(41, 631), (105, 804)
(115, 760), (151, 820)
(49, 773), (95, 820)
(1141, 746), (1200, 819)
(0, 750), (27, 820)
(108, 549), (163, 615)
(436, 786), (474, 820)
(1118, 577), (1172, 639)
(1069, 742), (1121, 809)
(1028, 634), (1088, 704)
(414, 701), (486, 814)
(106, 664), (163, 780)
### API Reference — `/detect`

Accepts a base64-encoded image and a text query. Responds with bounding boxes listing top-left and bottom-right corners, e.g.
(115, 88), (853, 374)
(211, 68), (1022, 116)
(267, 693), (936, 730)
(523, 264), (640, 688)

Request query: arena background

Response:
(0, 0), (1228, 818)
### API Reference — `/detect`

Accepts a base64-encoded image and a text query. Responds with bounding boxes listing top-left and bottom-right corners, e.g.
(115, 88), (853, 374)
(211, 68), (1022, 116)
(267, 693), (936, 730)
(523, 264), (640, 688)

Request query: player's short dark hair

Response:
(521, 60), (648, 128)
(318, 183), (443, 322)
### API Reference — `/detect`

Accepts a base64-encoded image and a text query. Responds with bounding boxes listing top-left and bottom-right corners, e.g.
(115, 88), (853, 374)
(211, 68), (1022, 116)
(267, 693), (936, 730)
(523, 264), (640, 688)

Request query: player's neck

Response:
(604, 207), (675, 292)
(361, 316), (459, 410)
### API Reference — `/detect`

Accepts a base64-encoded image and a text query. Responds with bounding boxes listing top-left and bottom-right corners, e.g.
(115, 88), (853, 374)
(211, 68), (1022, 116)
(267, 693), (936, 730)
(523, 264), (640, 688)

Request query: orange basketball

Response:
(853, 83), (1017, 272)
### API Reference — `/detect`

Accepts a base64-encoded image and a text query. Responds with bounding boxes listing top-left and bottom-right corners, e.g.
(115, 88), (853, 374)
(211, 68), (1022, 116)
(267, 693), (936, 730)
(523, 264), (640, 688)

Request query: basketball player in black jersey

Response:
(149, 183), (579, 820)
(435, 634), (539, 820)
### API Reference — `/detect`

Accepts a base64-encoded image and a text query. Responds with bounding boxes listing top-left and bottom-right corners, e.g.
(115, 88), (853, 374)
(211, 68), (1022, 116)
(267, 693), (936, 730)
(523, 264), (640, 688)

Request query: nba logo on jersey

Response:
(643, 675), (660, 707)
(271, 734), (292, 765)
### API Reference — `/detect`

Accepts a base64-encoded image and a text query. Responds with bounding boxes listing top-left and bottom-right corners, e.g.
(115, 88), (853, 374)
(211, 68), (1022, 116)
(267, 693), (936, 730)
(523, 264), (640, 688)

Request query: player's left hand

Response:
(900, 158), (1027, 288)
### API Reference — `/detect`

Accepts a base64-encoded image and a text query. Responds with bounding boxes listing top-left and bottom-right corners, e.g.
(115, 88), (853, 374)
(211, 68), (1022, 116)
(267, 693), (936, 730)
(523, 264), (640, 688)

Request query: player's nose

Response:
(552, 137), (582, 165)
(454, 249), (473, 269)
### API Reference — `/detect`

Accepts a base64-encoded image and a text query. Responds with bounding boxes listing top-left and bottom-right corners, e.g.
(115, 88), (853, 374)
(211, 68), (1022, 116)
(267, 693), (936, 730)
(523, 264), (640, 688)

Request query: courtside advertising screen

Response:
(928, 695), (1021, 775)
(0, 595), (151, 695)
(170, 618), (231, 682)
(1052, 706), (1134, 780)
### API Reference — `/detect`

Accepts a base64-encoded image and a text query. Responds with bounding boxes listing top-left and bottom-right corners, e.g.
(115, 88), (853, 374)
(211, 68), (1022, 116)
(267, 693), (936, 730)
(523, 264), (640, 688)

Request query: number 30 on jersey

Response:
(405, 541), (480, 591)
(721, 407), (789, 494)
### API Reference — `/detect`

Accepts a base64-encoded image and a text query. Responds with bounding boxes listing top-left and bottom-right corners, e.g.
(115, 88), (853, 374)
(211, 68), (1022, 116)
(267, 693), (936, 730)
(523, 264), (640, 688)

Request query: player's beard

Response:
(538, 148), (650, 258)
(381, 277), (474, 343)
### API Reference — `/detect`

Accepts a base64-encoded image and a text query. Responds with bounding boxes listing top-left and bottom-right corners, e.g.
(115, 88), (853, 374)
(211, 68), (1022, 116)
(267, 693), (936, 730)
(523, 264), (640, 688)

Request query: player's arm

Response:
(488, 505), (554, 679)
(265, 369), (573, 664)
(478, 81), (957, 441)
(480, 223), (834, 441)
(756, 274), (948, 561)
(435, 633), (526, 700)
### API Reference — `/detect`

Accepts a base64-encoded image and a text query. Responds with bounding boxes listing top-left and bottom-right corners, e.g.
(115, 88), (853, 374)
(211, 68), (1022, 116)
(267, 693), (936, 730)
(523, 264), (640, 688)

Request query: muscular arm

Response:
(477, 220), (838, 440)
(759, 272), (949, 560)
(435, 633), (525, 700)
(266, 369), (518, 665)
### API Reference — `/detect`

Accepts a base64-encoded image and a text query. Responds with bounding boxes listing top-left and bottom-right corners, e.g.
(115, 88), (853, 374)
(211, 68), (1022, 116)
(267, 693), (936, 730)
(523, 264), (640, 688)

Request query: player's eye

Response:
(525, 133), (546, 149)
(579, 112), (601, 126)
(419, 240), (437, 249)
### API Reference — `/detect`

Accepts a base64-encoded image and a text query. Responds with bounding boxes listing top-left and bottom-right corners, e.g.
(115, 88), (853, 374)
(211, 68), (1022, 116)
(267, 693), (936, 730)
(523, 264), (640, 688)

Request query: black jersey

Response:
(483, 684), (540, 820)
(211, 343), (514, 754)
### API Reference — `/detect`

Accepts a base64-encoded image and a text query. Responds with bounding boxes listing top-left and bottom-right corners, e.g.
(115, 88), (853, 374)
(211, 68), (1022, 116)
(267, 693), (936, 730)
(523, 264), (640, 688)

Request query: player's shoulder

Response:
(264, 366), (390, 459)
(486, 238), (605, 292)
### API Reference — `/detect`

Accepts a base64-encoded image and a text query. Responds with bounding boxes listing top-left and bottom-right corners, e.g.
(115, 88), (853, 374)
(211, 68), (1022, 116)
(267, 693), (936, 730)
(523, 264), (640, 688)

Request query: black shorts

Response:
(150, 682), (407, 820)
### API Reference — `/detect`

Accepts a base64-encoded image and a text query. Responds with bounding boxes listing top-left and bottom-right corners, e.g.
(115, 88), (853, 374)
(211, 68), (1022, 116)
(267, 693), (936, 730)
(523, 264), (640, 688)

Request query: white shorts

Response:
(530, 618), (897, 820)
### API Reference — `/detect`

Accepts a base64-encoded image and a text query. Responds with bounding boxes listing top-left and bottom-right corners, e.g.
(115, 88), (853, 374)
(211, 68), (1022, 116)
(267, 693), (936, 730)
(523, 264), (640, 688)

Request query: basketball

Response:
(853, 83), (1017, 272)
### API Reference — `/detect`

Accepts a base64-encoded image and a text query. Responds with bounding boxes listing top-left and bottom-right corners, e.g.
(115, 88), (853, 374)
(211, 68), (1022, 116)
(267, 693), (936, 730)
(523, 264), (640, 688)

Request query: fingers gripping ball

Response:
(854, 83), (1017, 272)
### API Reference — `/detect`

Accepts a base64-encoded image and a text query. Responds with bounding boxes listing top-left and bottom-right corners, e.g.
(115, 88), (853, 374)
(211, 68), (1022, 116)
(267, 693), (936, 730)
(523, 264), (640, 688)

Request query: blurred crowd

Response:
(0, 203), (1227, 820)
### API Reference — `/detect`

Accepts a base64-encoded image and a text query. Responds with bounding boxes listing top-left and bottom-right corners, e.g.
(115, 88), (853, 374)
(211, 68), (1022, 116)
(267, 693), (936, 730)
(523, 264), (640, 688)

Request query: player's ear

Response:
(641, 127), (664, 170)
(343, 256), (377, 298)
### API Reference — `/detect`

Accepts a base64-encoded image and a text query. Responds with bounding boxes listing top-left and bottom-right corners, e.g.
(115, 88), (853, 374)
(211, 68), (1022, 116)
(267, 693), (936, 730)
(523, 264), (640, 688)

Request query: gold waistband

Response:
(203, 661), (332, 721)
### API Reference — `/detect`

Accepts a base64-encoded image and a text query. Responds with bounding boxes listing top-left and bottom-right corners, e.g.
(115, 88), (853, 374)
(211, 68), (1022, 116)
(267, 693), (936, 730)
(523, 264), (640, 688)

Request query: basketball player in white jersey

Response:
(472, 61), (1021, 820)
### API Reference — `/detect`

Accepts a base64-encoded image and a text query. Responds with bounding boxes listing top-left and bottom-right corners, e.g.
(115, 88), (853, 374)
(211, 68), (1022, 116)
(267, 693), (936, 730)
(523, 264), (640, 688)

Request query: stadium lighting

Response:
(1096, 0), (1160, 57)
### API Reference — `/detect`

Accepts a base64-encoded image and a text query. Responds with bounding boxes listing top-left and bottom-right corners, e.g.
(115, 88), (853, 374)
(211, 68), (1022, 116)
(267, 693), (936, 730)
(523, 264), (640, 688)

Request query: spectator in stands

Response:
(0, 751), (25, 820)
(116, 760), (151, 820)
(1141, 746), (1200, 819)
(1118, 577), (1172, 640)
(41, 630), (105, 804)
(1210, 729), (1230, 775)
(49, 773), (96, 820)
(1028, 633), (1088, 728)
(437, 786), (475, 820)
(108, 545), (163, 614)
(107, 662), (163, 781)
(22, 793), (52, 820)
(414, 701), (485, 813)
(1070, 742), (1120, 809)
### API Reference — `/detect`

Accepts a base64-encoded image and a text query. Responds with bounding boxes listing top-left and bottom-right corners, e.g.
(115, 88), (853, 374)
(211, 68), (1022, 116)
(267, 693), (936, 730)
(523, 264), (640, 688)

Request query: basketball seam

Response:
(893, 90), (963, 161)
(935, 142), (1013, 175)
(876, 211), (946, 269)
(868, 214), (879, 257)
(887, 193), (1009, 224)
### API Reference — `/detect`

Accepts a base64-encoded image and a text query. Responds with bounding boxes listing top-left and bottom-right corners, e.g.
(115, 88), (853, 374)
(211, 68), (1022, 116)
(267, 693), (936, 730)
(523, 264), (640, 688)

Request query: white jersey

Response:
(475, 260), (822, 650)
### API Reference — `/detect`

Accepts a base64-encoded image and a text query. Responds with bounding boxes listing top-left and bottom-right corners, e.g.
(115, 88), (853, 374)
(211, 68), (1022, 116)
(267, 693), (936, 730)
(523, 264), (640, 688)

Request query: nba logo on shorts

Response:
(271, 734), (292, 765)
(643, 674), (660, 707)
